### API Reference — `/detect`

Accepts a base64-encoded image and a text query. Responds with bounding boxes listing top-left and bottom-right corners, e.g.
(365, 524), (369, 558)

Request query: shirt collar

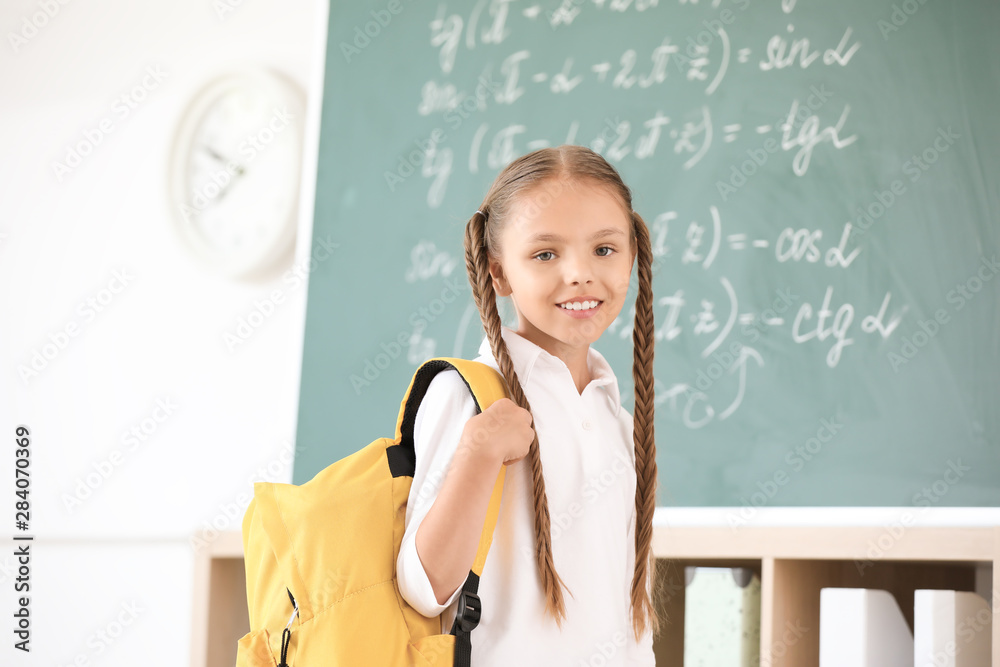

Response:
(476, 326), (622, 414)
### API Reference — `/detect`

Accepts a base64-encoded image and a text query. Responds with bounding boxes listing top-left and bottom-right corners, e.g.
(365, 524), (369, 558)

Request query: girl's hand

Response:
(460, 398), (534, 466)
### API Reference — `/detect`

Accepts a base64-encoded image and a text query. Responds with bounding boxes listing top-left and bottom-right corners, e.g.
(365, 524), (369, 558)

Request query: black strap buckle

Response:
(454, 590), (482, 632)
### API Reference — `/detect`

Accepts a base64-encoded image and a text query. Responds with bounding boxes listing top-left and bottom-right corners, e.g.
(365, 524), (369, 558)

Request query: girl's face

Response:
(488, 176), (636, 361)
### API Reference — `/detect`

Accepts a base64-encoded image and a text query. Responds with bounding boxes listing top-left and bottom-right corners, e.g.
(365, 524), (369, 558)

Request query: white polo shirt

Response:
(396, 325), (655, 665)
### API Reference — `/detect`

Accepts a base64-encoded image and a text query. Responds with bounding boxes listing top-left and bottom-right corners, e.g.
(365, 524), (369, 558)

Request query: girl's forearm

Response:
(415, 440), (504, 605)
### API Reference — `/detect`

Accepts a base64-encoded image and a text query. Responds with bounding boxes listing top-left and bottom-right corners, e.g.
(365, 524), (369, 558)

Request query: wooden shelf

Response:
(650, 525), (999, 666)
(192, 525), (999, 666)
(190, 531), (247, 667)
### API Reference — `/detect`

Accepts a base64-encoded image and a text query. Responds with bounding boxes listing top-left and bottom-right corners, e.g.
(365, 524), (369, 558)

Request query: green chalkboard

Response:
(294, 0), (1000, 507)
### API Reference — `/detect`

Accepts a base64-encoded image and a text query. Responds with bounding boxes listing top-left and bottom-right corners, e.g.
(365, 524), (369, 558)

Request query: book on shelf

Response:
(819, 588), (913, 667)
(914, 589), (991, 667)
(683, 567), (761, 667)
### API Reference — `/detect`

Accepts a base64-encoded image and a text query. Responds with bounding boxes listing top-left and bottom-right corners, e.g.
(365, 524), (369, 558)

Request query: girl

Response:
(397, 145), (659, 665)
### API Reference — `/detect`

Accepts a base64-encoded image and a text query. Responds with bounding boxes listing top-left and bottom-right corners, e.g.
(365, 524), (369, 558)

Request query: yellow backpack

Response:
(237, 358), (508, 667)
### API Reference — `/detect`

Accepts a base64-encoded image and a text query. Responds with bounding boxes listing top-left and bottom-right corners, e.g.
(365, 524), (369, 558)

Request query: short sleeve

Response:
(396, 369), (480, 623)
(624, 505), (657, 665)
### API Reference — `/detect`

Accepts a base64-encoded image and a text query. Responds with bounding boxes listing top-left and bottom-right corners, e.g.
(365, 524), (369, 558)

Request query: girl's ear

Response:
(488, 256), (512, 297)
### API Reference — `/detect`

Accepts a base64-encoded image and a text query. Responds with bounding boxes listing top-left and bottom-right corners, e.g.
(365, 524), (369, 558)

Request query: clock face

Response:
(169, 70), (306, 278)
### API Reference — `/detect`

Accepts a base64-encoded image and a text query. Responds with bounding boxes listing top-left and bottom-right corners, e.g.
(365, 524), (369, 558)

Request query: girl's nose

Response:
(564, 253), (594, 285)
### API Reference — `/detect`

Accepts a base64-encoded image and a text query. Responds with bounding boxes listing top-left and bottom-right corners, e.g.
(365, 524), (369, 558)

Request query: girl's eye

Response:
(596, 246), (614, 257)
(534, 251), (555, 261)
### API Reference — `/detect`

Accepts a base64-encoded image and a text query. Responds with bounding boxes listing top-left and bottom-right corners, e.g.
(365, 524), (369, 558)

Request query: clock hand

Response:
(214, 162), (250, 203)
(201, 144), (247, 176)
(215, 176), (236, 202)
(203, 145), (225, 162)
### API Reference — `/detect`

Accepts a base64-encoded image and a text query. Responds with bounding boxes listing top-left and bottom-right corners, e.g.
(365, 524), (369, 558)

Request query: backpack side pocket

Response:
(409, 633), (456, 667)
(236, 628), (279, 667)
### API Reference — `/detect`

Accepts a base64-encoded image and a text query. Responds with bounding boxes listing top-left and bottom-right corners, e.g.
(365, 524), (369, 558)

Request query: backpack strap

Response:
(392, 357), (509, 667)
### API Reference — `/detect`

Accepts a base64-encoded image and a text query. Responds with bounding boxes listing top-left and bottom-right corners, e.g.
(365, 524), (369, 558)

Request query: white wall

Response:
(0, 0), (326, 663)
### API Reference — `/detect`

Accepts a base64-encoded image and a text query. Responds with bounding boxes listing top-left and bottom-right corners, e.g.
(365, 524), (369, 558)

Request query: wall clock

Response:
(168, 68), (306, 278)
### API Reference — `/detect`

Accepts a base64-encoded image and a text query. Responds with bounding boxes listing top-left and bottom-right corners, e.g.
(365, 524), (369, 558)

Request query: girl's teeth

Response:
(561, 300), (598, 310)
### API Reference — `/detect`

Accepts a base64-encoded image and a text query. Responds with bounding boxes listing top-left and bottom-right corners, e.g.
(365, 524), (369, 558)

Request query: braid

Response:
(464, 209), (572, 627)
(628, 210), (660, 641)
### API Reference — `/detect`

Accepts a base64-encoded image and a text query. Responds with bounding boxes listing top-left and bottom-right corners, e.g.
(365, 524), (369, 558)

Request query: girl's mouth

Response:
(557, 300), (602, 318)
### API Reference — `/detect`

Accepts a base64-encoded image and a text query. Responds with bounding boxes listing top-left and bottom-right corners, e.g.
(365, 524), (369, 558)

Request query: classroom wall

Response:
(0, 0), (325, 663)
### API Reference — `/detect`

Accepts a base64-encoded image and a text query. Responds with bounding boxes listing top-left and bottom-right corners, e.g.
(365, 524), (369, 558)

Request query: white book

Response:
(683, 567), (761, 667)
(914, 590), (991, 667)
(819, 588), (913, 667)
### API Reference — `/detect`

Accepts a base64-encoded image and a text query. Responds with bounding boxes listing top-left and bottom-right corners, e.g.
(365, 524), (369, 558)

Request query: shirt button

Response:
(582, 420), (592, 430)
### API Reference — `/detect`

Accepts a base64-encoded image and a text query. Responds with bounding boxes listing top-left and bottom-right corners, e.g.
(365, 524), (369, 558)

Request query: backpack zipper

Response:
(277, 588), (298, 667)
